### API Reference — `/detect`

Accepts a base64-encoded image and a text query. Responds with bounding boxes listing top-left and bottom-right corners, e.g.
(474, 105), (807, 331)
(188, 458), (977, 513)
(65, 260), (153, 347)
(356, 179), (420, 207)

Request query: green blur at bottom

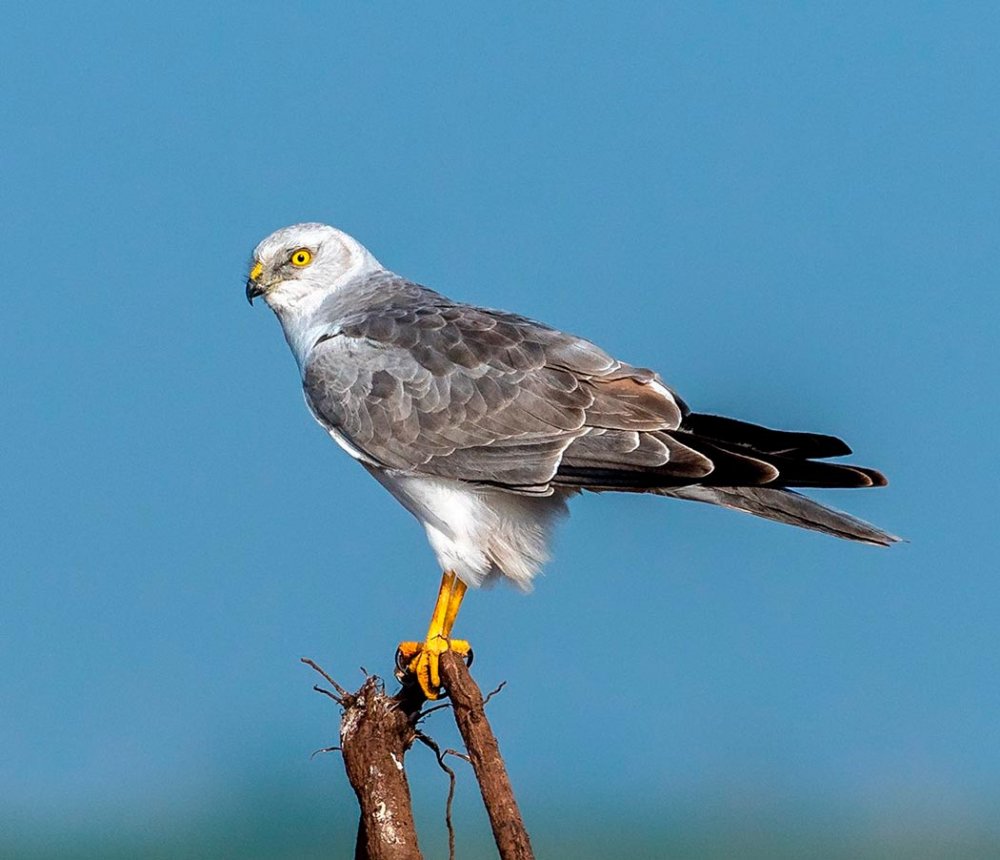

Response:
(6, 805), (1000, 860)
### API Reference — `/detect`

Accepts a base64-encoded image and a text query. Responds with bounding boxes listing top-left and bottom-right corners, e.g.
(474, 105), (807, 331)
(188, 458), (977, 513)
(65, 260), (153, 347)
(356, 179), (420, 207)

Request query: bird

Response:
(246, 222), (898, 699)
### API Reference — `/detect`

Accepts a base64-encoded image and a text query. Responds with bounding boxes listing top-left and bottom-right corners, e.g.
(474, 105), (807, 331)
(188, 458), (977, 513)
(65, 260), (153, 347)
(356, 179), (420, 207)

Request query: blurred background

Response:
(2, 3), (998, 858)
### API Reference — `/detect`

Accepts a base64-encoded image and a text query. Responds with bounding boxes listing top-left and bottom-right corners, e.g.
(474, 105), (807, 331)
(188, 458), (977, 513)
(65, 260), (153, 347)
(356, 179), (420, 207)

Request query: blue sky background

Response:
(3, 3), (999, 857)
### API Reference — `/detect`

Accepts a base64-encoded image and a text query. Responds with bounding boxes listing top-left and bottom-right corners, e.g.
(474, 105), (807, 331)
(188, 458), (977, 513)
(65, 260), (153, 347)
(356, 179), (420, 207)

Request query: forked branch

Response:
(306, 654), (533, 860)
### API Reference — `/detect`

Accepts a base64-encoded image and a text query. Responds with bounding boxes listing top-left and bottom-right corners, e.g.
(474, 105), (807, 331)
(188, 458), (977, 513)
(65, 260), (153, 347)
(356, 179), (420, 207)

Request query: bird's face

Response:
(245, 223), (379, 314)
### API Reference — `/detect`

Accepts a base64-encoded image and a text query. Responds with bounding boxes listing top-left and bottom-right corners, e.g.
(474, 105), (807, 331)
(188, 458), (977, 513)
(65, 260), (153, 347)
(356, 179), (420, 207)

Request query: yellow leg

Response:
(397, 571), (471, 699)
(443, 576), (467, 637)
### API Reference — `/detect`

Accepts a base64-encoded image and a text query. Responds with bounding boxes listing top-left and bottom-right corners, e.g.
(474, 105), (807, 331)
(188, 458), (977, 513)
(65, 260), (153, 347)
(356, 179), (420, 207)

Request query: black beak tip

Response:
(245, 279), (260, 306)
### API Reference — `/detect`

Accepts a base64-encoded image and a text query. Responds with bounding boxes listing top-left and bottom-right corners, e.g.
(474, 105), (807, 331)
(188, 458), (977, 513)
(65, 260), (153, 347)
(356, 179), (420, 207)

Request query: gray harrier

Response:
(246, 223), (896, 698)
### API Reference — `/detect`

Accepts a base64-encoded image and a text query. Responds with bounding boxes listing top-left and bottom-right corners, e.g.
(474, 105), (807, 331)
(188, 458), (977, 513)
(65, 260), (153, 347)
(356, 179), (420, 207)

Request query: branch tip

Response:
(300, 656), (350, 700)
(309, 745), (342, 760)
(483, 680), (507, 705)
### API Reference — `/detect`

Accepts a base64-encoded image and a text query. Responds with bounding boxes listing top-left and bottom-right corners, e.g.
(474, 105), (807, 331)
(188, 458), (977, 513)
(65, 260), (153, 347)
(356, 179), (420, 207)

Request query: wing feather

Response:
(303, 301), (681, 490)
(302, 294), (885, 495)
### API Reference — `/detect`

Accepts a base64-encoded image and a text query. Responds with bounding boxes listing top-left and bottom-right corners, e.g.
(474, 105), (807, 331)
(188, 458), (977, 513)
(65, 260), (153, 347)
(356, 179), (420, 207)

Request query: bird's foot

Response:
(395, 635), (473, 700)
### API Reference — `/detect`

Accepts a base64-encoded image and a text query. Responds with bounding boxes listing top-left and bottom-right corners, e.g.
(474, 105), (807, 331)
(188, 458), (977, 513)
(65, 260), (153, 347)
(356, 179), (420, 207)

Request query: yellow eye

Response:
(290, 248), (313, 267)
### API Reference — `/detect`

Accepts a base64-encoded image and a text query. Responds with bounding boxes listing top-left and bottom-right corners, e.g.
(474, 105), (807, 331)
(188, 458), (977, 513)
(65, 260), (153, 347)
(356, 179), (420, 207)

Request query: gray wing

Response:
(303, 298), (888, 495)
(302, 301), (694, 493)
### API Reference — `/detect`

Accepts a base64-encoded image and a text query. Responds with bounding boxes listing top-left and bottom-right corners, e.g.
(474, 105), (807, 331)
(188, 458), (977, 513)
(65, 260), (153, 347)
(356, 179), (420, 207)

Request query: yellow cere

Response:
(290, 248), (313, 267)
(249, 261), (263, 281)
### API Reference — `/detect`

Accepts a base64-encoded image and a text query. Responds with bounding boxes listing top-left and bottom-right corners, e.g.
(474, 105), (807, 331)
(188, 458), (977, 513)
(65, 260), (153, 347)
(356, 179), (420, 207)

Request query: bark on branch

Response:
(304, 660), (424, 860)
(341, 677), (424, 860)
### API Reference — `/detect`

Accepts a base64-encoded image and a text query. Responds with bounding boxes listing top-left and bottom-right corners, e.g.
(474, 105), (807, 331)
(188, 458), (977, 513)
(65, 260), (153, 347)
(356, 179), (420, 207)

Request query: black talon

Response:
(394, 647), (412, 682)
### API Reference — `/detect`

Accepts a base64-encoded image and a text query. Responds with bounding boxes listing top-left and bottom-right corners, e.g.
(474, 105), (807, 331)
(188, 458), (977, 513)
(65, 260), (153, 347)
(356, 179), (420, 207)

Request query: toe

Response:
(417, 653), (441, 700)
(396, 641), (421, 660)
(448, 639), (471, 656)
(428, 651), (441, 692)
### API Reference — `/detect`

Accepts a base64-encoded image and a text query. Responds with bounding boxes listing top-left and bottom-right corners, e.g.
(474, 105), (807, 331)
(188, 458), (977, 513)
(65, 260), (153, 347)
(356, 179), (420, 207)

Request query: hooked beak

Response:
(245, 261), (265, 305)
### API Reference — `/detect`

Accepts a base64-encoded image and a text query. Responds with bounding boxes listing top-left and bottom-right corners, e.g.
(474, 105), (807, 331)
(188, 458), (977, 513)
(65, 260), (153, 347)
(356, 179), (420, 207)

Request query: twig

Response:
(415, 731), (459, 860)
(313, 685), (344, 704)
(439, 651), (534, 860)
(482, 680), (507, 705)
(418, 701), (452, 719)
(443, 747), (471, 764)
(309, 745), (342, 760)
(301, 656), (351, 701)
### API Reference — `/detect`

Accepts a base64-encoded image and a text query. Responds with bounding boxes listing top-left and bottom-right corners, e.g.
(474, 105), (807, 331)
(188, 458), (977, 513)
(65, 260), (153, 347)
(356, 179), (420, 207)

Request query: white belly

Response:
(365, 467), (573, 590)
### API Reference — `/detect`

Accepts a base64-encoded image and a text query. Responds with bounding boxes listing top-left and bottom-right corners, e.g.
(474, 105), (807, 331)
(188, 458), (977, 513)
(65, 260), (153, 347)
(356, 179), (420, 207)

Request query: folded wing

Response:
(302, 293), (894, 543)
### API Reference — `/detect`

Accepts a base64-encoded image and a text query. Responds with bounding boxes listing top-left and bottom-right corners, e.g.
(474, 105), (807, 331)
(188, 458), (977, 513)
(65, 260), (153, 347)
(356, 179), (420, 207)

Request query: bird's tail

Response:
(661, 485), (900, 546)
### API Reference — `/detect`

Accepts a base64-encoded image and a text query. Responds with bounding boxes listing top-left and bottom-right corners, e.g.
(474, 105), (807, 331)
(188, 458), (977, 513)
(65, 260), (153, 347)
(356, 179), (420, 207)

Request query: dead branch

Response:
(439, 650), (535, 860)
(305, 660), (424, 860)
(307, 653), (533, 859)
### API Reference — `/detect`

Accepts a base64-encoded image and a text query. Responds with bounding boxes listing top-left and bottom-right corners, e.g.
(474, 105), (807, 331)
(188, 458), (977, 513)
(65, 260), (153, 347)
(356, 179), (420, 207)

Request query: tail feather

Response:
(554, 409), (898, 544)
(663, 485), (900, 546)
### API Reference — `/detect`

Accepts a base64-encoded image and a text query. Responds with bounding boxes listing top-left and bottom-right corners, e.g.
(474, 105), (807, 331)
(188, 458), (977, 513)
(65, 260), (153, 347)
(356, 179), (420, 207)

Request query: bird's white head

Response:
(245, 223), (382, 316)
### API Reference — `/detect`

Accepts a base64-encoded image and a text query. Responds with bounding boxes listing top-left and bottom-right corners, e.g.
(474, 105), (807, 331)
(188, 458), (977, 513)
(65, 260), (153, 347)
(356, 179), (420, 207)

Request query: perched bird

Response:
(246, 223), (897, 699)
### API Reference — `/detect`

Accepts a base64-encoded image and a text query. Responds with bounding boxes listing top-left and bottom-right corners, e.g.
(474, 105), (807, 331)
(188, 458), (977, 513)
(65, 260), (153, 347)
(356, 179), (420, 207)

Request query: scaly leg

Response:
(396, 571), (471, 700)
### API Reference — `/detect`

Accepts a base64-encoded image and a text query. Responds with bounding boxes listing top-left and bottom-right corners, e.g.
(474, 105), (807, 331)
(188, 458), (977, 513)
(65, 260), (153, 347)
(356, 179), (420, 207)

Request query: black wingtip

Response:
(682, 413), (853, 460)
(855, 467), (889, 487)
